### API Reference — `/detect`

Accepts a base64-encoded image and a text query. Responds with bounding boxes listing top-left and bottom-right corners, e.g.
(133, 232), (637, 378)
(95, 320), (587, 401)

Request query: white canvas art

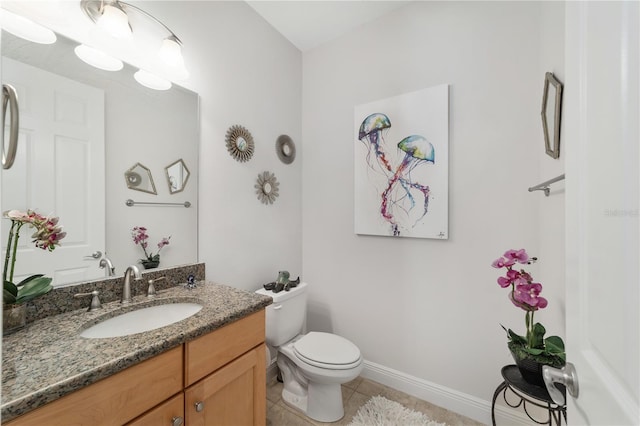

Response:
(354, 85), (449, 239)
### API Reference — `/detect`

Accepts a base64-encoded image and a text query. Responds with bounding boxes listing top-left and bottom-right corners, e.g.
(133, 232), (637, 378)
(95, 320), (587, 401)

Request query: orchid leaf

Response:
(523, 347), (544, 355)
(505, 327), (527, 345)
(530, 322), (546, 349)
(16, 274), (45, 287)
(4, 280), (18, 298)
(545, 336), (565, 353)
(3, 289), (17, 304)
(4, 280), (18, 304)
(15, 276), (52, 304)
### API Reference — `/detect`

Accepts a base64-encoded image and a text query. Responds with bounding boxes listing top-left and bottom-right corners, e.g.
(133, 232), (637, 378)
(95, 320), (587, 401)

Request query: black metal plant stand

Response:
(492, 365), (567, 425)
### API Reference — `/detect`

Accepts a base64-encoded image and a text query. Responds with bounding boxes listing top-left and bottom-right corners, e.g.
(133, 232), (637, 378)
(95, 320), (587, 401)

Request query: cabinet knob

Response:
(194, 401), (204, 412)
(171, 416), (184, 426)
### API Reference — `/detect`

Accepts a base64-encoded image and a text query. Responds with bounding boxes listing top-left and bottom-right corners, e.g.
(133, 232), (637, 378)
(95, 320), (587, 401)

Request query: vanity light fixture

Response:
(96, 2), (132, 39)
(80, 0), (187, 74)
(74, 44), (124, 71)
(158, 35), (184, 68)
(134, 69), (172, 91)
(0, 8), (56, 44)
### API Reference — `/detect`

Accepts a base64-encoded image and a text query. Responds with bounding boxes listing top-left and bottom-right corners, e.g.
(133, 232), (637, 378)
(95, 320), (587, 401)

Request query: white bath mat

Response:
(349, 395), (447, 426)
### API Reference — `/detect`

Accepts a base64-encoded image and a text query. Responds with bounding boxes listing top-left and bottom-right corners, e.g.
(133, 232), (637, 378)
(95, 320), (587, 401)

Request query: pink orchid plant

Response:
(492, 249), (565, 367)
(131, 226), (170, 263)
(3, 209), (66, 305)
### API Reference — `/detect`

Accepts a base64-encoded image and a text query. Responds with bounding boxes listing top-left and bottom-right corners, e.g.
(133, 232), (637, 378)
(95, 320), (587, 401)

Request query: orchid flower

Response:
(492, 248), (559, 353)
(2, 209), (64, 304)
(131, 226), (170, 262)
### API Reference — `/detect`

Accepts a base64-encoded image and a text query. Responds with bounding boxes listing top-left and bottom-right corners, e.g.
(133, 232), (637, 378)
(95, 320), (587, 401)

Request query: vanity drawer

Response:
(5, 346), (183, 426)
(185, 310), (265, 386)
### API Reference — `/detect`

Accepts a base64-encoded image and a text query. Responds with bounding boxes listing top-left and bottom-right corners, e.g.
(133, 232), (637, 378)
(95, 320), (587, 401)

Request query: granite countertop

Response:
(1, 281), (272, 422)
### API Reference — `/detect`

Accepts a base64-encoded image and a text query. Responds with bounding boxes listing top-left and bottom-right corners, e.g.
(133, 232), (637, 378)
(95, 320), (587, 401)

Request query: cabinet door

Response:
(127, 393), (184, 426)
(185, 344), (266, 426)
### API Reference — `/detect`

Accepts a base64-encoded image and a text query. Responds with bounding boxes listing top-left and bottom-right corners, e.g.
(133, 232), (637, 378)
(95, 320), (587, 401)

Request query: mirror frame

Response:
(165, 158), (191, 194)
(125, 162), (157, 194)
(541, 72), (563, 159)
(254, 171), (279, 205)
(276, 134), (296, 164)
(225, 124), (255, 162)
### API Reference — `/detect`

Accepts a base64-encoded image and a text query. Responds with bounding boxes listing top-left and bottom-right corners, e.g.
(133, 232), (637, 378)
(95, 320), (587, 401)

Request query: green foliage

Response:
(3, 275), (52, 305)
(504, 323), (566, 368)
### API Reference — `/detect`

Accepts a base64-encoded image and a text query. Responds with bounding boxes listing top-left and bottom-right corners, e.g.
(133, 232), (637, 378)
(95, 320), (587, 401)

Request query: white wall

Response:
(301, 1), (564, 421)
(140, 1), (303, 291)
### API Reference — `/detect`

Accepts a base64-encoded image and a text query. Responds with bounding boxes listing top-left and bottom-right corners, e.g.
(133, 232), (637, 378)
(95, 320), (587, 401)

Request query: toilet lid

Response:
(293, 332), (361, 367)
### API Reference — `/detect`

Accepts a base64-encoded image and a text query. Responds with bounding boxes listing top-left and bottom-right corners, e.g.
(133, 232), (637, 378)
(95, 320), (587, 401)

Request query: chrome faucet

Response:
(122, 265), (142, 304)
(99, 255), (116, 277)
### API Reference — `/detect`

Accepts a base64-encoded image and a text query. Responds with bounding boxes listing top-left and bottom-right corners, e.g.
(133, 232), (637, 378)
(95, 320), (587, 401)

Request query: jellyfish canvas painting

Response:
(353, 85), (449, 239)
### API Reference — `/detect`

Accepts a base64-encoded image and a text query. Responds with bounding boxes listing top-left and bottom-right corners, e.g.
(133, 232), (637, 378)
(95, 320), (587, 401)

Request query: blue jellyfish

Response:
(381, 135), (434, 230)
(358, 113), (393, 173)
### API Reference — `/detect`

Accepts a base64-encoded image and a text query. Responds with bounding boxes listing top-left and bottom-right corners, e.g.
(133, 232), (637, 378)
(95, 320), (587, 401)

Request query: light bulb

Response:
(74, 45), (124, 71)
(134, 69), (172, 91)
(0, 9), (56, 44)
(158, 36), (184, 67)
(98, 4), (132, 39)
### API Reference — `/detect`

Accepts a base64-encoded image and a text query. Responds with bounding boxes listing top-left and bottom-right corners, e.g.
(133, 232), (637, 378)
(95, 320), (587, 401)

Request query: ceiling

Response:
(246, 1), (410, 52)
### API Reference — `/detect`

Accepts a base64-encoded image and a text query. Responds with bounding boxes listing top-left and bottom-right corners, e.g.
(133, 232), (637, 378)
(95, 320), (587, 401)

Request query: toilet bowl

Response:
(256, 282), (364, 422)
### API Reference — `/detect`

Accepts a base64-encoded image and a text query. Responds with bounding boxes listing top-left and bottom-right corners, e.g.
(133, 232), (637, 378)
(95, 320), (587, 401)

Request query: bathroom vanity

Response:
(1, 282), (272, 425)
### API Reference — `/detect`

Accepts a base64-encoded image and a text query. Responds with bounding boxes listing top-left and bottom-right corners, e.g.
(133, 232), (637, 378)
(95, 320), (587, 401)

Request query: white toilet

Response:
(256, 282), (363, 422)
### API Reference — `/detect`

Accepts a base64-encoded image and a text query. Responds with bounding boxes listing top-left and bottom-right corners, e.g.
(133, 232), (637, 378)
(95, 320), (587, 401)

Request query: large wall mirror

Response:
(1, 30), (199, 287)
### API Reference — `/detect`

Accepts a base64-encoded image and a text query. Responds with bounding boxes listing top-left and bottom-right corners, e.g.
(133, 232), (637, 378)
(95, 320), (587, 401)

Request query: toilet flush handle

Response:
(273, 304), (282, 310)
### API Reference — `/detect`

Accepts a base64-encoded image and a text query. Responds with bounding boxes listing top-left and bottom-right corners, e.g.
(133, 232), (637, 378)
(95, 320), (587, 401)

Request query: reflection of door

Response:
(2, 57), (105, 286)
(564, 2), (639, 424)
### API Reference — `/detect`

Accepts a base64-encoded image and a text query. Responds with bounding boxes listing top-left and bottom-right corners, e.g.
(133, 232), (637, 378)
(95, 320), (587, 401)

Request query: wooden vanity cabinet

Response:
(184, 310), (266, 426)
(5, 310), (266, 426)
(128, 393), (185, 426)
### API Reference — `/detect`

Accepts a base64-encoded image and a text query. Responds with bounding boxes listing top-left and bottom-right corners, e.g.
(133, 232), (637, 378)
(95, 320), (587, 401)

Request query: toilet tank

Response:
(256, 282), (308, 347)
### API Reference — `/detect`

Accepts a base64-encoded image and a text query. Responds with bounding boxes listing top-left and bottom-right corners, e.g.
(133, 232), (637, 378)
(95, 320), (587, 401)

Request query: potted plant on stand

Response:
(3, 210), (66, 334)
(492, 249), (565, 386)
(131, 226), (170, 269)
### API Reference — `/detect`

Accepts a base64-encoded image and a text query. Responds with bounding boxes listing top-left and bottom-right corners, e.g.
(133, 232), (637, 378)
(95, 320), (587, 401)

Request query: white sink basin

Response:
(80, 302), (203, 338)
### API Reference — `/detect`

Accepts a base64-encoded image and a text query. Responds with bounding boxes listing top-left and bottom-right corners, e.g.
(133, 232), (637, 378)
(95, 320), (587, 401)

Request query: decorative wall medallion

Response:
(225, 125), (255, 162)
(255, 171), (279, 205)
(276, 134), (296, 164)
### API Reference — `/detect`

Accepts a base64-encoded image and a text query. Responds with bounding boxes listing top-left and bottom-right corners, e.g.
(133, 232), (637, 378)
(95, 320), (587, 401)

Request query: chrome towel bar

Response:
(528, 174), (565, 196)
(125, 199), (191, 208)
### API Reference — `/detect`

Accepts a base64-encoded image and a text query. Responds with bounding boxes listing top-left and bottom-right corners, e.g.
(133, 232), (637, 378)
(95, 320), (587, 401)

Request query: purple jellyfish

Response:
(381, 135), (434, 231)
(358, 113), (393, 173)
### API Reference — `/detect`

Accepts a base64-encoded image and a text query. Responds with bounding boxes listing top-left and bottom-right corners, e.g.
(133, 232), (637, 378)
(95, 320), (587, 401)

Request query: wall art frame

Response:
(541, 72), (563, 159)
(354, 84), (449, 239)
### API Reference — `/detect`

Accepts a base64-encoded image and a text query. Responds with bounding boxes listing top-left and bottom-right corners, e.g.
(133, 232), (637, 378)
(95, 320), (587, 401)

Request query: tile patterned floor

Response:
(266, 376), (487, 425)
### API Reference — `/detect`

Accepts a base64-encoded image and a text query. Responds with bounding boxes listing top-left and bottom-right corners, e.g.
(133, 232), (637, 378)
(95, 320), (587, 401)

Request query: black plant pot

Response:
(141, 260), (159, 269)
(511, 352), (546, 386)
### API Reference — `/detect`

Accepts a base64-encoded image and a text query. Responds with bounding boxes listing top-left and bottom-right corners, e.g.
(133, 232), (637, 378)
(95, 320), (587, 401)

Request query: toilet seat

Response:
(293, 332), (362, 370)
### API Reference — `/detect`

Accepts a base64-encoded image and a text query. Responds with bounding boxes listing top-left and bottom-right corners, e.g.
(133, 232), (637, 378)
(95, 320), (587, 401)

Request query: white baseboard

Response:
(360, 360), (532, 425)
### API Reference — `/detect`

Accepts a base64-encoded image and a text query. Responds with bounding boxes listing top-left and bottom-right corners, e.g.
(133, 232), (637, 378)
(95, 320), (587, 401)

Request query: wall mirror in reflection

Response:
(125, 163), (157, 195)
(166, 159), (191, 194)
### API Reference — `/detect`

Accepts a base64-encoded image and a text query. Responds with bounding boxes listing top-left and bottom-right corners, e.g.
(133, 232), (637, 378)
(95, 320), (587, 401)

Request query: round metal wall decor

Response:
(255, 171), (279, 205)
(225, 125), (255, 162)
(276, 134), (296, 164)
